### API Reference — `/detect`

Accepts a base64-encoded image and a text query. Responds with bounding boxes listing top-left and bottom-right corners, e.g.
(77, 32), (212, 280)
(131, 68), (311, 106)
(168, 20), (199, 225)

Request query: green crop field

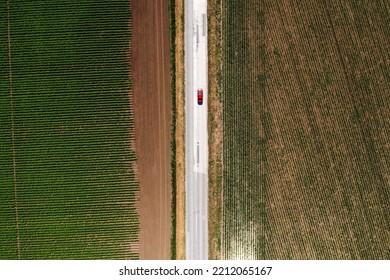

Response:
(1, 0), (139, 259)
(219, 0), (389, 259)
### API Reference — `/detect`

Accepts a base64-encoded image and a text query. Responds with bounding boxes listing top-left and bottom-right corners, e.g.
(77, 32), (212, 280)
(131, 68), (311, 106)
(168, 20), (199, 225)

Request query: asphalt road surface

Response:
(185, 0), (208, 260)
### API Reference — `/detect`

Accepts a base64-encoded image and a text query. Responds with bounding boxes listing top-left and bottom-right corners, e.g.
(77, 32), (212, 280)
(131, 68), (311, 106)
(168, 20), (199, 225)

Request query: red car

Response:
(197, 88), (203, 105)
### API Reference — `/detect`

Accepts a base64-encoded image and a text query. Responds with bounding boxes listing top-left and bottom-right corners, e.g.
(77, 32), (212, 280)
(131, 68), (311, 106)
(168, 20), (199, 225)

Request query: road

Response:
(185, 0), (208, 260)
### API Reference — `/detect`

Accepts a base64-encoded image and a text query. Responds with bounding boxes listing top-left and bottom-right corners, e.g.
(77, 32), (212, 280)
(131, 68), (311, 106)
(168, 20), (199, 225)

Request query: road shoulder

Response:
(174, 0), (186, 260)
(207, 0), (223, 260)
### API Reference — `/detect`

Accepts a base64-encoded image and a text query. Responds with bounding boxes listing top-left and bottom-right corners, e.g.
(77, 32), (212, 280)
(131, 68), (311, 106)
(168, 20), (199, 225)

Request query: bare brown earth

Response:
(174, 0), (186, 260)
(131, 0), (172, 260)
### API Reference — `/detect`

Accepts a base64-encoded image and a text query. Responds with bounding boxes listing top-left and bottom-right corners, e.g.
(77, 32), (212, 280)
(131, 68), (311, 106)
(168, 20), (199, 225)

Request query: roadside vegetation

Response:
(208, 0), (223, 260)
(173, 0), (186, 260)
(217, 0), (389, 259)
(168, 0), (177, 260)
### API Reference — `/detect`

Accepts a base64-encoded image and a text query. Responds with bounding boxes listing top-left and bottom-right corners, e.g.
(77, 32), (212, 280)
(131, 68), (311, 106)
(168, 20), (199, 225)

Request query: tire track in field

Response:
(158, 0), (169, 256)
(154, 0), (164, 255)
(6, 0), (20, 260)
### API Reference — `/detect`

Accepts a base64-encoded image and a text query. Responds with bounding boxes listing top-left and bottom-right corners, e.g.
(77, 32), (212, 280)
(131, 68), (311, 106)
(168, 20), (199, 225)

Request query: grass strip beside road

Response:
(168, 0), (177, 260)
(173, 0), (186, 260)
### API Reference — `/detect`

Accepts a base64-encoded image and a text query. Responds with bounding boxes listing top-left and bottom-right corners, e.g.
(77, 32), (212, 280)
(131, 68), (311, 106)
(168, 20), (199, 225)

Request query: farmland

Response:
(216, 0), (389, 259)
(1, 1), (139, 259)
(131, 0), (172, 259)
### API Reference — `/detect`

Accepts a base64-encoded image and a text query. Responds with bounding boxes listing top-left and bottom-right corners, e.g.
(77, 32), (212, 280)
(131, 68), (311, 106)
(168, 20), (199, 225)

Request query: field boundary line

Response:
(7, 0), (21, 259)
(159, 0), (169, 258)
(155, 0), (164, 258)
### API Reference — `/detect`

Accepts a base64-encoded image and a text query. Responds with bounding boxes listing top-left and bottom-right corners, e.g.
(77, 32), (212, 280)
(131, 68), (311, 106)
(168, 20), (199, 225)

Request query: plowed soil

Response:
(131, 0), (172, 260)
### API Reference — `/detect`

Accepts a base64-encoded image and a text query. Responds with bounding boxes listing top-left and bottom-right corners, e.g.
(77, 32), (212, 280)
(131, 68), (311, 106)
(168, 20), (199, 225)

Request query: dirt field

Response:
(131, 0), (172, 259)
